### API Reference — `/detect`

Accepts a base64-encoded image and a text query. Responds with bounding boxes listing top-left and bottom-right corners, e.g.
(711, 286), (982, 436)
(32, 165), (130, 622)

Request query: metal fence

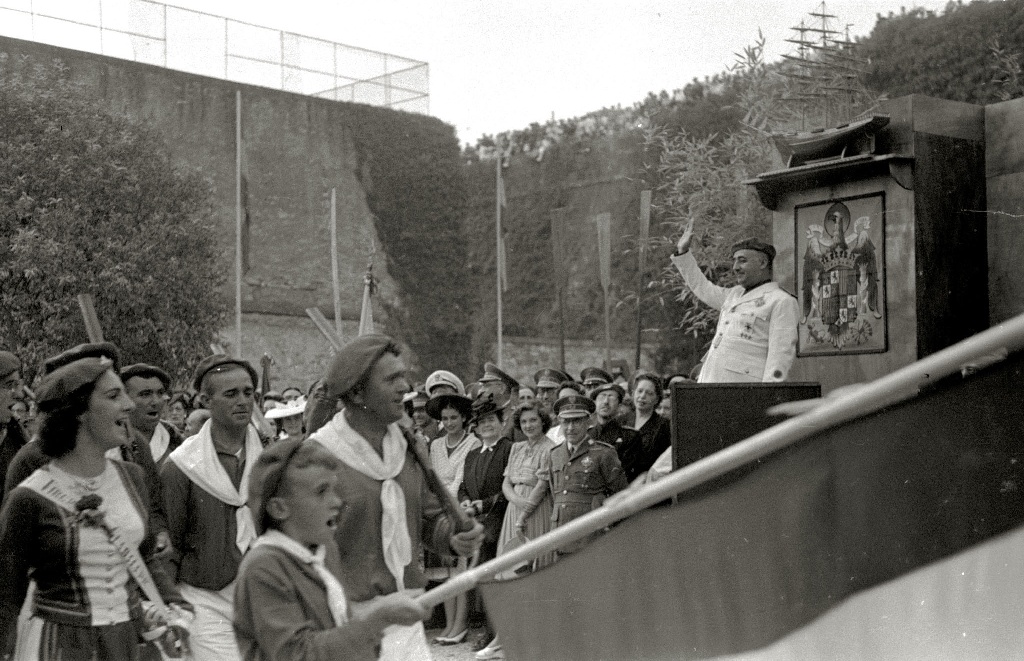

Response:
(0, 0), (430, 113)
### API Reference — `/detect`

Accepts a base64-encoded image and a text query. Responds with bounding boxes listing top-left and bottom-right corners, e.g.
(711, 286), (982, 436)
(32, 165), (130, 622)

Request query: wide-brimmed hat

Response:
(471, 393), (504, 424)
(426, 393), (474, 421)
(265, 397), (306, 420)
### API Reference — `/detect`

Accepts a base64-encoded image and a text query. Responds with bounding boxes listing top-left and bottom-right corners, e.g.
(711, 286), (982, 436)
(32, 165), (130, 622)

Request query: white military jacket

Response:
(672, 251), (799, 383)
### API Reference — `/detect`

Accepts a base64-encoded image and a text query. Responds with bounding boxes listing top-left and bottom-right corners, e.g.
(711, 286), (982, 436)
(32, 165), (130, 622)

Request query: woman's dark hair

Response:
(514, 403), (551, 434)
(37, 380), (102, 458)
(631, 372), (664, 406)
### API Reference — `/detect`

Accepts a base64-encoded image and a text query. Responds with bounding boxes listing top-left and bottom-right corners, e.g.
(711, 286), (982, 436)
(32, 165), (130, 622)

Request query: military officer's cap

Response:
(731, 237), (776, 264)
(579, 367), (612, 387)
(553, 394), (596, 420)
(534, 368), (567, 389)
(590, 382), (625, 402)
(479, 362), (519, 392)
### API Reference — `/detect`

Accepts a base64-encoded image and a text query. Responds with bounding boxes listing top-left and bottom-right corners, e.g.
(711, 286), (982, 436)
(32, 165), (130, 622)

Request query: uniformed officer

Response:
(533, 368), (567, 417)
(478, 362), (524, 442)
(579, 367), (613, 397)
(671, 224), (799, 382)
(545, 394), (627, 554)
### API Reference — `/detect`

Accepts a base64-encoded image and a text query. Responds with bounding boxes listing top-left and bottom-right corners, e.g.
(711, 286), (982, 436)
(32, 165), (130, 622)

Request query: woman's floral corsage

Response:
(74, 494), (106, 528)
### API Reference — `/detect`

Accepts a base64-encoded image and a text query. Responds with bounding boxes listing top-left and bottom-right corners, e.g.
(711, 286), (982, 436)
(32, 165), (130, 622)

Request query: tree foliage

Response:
(0, 55), (224, 382)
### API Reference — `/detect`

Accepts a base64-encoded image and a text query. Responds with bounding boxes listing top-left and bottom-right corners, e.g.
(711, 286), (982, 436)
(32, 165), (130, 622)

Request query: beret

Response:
(553, 394), (596, 419)
(0, 351), (20, 380)
(36, 356), (114, 408)
(426, 393), (474, 421)
(425, 370), (465, 396)
(479, 362), (519, 392)
(731, 237), (776, 263)
(580, 367), (612, 386)
(590, 382), (625, 402)
(43, 342), (122, 375)
(192, 355), (258, 392)
(120, 363), (171, 390)
(323, 334), (396, 399)
(247, 437), (307, 535)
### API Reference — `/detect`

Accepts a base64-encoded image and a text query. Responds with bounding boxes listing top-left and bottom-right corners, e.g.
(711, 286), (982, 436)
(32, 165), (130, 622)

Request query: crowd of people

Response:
(0, 230), (800, 660)
(0, 336), (691, 661)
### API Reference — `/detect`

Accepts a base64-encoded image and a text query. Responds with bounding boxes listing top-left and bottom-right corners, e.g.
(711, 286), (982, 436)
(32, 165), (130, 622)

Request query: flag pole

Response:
(495, 141), (504, 368)
(330, 188), (343, 337)
(635, 191), (651, 370)
(417, 311), (1024, 609)
(234, 89), (243, 358)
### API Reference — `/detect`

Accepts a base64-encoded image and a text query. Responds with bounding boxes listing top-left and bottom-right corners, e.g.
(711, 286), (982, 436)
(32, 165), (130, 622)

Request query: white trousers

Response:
(178, 582), (239, 661)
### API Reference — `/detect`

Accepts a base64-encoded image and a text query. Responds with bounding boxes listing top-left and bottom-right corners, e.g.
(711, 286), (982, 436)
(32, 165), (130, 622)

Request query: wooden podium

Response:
(670, 382), (821, 471)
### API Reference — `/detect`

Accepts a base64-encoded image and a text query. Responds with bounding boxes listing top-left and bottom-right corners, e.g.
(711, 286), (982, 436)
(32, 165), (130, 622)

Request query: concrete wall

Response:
(0, 35), (398, 387)
(985, 96), (1024, 324)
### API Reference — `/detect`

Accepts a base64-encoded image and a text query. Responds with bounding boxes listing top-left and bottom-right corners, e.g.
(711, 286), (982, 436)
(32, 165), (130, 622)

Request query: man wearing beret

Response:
(0, 351), (28, 500)
(306, 335), (484, 660)
(121, 363), (185, 466)
(672, 225), (799, 383)
(162, 355), (263, 661)
(588, 383), (644, 482)
(545, 394), (627, 555)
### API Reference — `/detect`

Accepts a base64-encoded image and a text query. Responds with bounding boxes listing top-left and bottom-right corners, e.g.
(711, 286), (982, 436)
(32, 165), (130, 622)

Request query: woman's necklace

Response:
(445, 430), (466, 449)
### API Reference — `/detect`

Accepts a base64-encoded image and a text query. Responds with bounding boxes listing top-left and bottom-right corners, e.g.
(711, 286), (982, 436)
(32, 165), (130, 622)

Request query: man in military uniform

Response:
(589, 382), (644, 482)
(579, 366), (613, 398)
(478, 362), (524, 441)
(545, 394), (627, 555)
(672, 225), (799, 382)
(533, 368), (567, 417)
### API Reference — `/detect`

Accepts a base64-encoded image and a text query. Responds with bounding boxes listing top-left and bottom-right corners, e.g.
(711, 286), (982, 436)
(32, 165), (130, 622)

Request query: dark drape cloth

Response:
(481, 351), (1024, 660)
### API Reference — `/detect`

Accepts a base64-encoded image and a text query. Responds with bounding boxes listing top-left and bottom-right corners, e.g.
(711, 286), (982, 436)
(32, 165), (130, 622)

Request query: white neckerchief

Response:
(310, 410), (411, 590)
(167, 419), (262, 553)
(253, 530), (348, 626)
(149, 423), (170, 462)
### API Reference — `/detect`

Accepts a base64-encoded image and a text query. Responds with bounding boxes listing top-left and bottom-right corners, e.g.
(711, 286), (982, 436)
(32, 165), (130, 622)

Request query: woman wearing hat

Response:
(0, 356), (192, 660)
(425, 393), (479, 645)
(265, 397), (307, 442)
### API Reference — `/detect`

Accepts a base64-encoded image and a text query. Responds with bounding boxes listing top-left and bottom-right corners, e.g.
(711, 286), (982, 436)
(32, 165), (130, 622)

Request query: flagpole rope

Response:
(418, 312), (1024, 608)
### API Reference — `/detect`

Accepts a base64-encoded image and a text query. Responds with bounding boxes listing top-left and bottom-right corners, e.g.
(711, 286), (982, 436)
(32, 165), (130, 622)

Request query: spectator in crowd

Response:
(0, 355), (192, 660)
(517, 386), (536, 408)
(580, 367), (613, 398)
(185, 408), (211, 438)
(425, 370), (465, 397)
(403, 390), (439, 441)
(426, 392), (479, 645)
(281, 387), (303, 403)
(266, 397), (306, 442)
(458, 395), (513, 660)
(532, 368), (566, 418)
(477, 363), (524, 442)
(622, 373), (672, 482)
(166, 392), (191, 434)
(234, 437), (428, 660)
(655, 390), (673, 419)
(671, 225), (799, 383)
(546, 382), (585, 446)
(500, 403), (556, 569)
(589, 383), (643, 482)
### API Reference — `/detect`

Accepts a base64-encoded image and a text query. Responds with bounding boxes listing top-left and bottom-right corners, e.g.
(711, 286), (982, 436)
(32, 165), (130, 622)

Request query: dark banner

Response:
(481, 352), (1024, 660)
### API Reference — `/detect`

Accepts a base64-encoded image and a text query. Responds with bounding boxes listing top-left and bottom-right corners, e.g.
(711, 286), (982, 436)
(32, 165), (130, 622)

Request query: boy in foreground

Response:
(234, 438), (429, 660)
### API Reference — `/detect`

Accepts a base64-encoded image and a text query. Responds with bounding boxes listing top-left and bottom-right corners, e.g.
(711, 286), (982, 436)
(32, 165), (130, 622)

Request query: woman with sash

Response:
(0, 356), (192, 660)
